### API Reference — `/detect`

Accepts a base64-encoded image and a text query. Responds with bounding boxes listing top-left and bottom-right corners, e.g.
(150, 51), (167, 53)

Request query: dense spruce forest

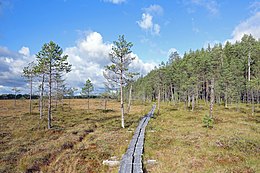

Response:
(131, 34), (260, 113)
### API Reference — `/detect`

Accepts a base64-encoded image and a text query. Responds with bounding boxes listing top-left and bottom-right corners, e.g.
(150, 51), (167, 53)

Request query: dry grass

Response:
(1, 99), (259, 173)
(0, 99), (151, 173)
(144, 102), (260, 173)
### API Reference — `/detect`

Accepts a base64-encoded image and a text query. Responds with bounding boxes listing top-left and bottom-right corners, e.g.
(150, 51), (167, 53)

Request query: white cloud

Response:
(0, 32), (156, 94)
(137, 13), (161, 35)
(19, 46), (30, 56)
(0, 46), (35, 94)
(184, 0), (219, 16)
(64, 32), (112, 92)
(144, 4), (163, 16)
(104, 0), (126, 4)
(64, 31), (155, 93)
(137, 4), (163, 36)
(128, 53), (156, 76)
(137, 13), (153, 30)
(228, 12), (260, 43)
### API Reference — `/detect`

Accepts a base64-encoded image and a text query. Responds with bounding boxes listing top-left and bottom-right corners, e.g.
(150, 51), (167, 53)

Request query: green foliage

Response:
(103, 35), (137, 128)
(202, 114), (214, 128)
(132, 34), (260, 111)
(33, 41), (72, 128)
(103, 35), (136, 86)
(81, 79), (94, 97)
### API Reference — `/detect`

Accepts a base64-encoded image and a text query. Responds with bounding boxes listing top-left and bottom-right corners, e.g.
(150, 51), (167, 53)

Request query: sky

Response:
(0, 0), (260, 94)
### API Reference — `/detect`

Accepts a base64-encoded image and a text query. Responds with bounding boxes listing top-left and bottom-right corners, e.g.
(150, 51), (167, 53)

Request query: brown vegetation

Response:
(0, 99), (259, 172)
(0, 99), (150, 173)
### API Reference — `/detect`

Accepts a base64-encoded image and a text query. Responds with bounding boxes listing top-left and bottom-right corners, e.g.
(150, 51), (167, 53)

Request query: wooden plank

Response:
(118, 105), (156, 173)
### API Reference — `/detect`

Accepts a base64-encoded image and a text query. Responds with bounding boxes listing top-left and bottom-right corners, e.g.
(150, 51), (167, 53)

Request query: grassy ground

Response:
(0, 99), (259, 173)
(144, 102), (260, 173)
(0, 99), (151, 173)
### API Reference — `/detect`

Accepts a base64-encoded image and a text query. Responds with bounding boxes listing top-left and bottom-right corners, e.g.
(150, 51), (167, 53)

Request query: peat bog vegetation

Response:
(0, 99), (259, 173)
(0, 99), (151, 173)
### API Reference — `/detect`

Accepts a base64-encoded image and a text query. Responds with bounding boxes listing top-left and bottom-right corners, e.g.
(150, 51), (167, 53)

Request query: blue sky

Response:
(0, 0), (260, 94)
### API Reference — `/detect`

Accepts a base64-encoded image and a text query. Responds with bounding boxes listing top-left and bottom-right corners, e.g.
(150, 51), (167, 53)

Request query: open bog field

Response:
(0, 99), (151, 173)
(144, 103), (260, 173)
(0, 99), (259, 173)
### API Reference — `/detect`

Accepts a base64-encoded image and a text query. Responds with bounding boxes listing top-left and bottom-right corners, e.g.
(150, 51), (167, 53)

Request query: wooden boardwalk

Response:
(119, 105), (156, 173)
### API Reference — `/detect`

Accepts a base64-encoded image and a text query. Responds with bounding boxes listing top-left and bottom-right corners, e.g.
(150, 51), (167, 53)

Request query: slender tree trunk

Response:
(163, 86), (166, 102)
(120, 72), (125, 128)
(157, 87), (161, 115)
(218, 96), (221, 106)
(87, 94), (90, 110)
(206, 80), (209, 104)
(188, 94), (191, 109)
(196, 85), (199, 105)
(202, 81), (206, 101)
(171, 84), (175, 105)
(48, 66), (52, 129)
(248, 51), (251, 82)
(29, 76), (32, 114)
(40, 75), (44, 119)
(247, 51), (251, 104)
(209, 78), (215, 118)
(192, 93), (195, 111)
(225, 89), (228, 108)
(55, 82), (58, 109)
(127, 84), (132, 113)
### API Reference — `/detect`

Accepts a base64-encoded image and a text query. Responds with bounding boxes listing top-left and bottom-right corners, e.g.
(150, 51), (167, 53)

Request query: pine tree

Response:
(104, 35), (136, 128)
(22, 61), (36, 114)
(81, 79), (94, 110)
(36, 41), (71, 129)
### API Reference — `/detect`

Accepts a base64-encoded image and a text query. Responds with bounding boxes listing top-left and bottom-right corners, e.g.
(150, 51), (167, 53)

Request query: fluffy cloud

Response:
(128, 53), (156, 76)
(104, 0), (126, 4)
(64, 32), (112, 92)
(228, 12), (260, 43)
(144, 4), (164, 16)
(137, 13), (153, 30)
(137, 4), (163, 35)
(0, 46), (35, 93)
(0, 32), (155, 94)
(64, 32), (155, 93)
(18, 46), (30, 56)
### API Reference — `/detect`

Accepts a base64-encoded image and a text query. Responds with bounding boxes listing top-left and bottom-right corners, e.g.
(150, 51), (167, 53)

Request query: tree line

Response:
(130, 34), (260, 116)
(19, 34), (259, 129)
